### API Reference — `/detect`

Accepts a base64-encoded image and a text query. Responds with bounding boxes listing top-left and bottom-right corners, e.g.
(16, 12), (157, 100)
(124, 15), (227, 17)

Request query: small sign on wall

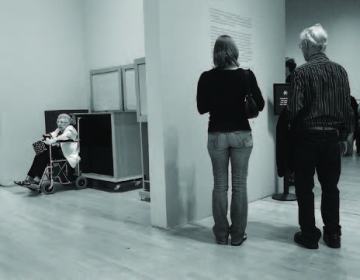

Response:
(273, 83), (291, 115)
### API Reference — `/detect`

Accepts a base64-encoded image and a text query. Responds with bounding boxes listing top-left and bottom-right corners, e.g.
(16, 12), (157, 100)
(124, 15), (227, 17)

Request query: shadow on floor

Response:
(247, 221), (298, 245)
(169, 222), (215, 244)
(168, 220), (299, 246)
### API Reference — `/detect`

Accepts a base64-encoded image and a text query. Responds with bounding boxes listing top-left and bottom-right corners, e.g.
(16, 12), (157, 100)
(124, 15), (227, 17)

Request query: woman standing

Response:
(197, 35), (264, 246)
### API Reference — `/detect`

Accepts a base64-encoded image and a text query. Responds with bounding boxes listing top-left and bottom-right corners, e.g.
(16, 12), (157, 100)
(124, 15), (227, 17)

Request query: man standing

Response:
(288, 24), (353, 249)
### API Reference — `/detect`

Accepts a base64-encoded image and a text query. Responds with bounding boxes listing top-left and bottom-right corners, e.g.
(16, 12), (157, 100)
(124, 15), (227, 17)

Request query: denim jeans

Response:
(207, 131), (253, 242)
(294, 129), (341, 235)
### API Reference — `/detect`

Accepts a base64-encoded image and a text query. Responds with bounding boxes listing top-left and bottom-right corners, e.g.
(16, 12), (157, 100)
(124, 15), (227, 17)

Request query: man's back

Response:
(289, 52), (353, 134)
(290, 23), (346, 250)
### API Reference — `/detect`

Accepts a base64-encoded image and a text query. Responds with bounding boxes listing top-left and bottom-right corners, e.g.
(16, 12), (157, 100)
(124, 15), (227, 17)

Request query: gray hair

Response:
(299, 23), (328, 52)
(57, 113), (74, 125)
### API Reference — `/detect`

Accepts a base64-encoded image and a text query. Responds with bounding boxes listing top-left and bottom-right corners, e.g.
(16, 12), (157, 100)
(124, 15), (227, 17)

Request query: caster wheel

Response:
(41, 182), (55, 195)
(75, 176), (88, 189)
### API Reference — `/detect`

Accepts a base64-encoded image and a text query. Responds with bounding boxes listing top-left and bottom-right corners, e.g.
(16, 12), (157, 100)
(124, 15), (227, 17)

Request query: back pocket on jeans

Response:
(207, 133), (218, 149)
(243, 134), (253, 147)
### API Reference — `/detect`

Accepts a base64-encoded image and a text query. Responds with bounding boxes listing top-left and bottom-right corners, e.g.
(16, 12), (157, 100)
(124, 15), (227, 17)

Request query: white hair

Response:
(300, 23), (328, 52)
(57, 113), (74, 125)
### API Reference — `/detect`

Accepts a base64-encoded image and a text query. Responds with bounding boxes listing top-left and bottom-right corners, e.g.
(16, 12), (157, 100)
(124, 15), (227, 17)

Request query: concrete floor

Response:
(0, 156), (359, 280)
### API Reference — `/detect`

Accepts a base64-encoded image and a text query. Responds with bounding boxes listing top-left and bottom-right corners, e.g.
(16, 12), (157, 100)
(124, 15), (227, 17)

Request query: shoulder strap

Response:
(243, 69), (251, 96)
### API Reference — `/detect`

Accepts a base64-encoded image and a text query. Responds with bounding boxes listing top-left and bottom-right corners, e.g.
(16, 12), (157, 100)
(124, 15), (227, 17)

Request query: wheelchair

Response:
(30, 140), (88, 195)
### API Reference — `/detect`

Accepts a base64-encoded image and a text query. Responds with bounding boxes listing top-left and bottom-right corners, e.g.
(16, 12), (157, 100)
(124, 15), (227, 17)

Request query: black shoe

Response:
(231, 233), (247, 246)
(14, 180), (28, 186)
(294, 229), (321, 249)
(213, 226), (229, 245)
(323, 232), (341, 248)
(25, 184), (40, 192)
(215, 237), (228, 245)
(14, 179), (33, 186)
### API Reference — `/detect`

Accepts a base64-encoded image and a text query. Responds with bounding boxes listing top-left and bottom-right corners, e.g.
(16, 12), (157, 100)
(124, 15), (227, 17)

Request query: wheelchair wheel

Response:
(41, 182), (55, 195)
(75, 176), (88, 189)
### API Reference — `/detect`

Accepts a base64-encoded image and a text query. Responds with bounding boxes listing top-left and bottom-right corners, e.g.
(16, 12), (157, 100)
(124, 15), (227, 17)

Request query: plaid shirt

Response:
(288, 52), (353, 135)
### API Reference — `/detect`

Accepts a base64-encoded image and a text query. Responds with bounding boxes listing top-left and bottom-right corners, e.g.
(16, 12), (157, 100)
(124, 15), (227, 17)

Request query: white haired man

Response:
(288, 24), (353, 249)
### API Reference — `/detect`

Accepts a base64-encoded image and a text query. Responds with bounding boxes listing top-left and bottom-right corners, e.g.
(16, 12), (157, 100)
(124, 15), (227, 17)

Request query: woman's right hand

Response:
(43, 138), (56, 145)
(42, 134), (51, 140)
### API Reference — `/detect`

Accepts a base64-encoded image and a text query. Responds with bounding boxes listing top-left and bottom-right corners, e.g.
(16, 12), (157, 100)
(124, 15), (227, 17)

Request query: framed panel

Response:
(90, 66), (123, 112)
(134, 57), (147, 122)
(121, 64), (137, 111)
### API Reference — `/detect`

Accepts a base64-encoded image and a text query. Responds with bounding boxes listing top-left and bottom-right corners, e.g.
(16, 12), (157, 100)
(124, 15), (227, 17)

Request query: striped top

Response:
(288, 52), (353, 134)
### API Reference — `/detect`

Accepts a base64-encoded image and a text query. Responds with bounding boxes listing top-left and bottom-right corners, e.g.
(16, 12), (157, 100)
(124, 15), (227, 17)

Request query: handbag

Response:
(32, 140), (48, 155)
(243, 70), (259, 119)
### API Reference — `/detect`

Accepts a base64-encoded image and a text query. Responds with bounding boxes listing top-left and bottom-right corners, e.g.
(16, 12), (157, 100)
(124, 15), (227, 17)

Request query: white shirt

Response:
(50, 125), (80, 168)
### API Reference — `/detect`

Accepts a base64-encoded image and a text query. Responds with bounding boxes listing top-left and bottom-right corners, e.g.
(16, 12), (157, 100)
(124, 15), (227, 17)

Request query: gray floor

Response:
(0, 156), (359, 280)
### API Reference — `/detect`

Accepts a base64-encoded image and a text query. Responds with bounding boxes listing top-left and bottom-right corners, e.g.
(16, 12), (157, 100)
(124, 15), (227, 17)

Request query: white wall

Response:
(83, 0), (145, 70)
(286, 0), (360, 98)
(0, 0), (145, 185)
(0, 0), (88, 185)
(144, 0), (285, 228)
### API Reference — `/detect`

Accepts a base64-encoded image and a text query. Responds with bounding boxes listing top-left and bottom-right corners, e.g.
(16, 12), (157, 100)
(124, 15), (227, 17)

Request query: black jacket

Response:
(276, 110), (294, 177)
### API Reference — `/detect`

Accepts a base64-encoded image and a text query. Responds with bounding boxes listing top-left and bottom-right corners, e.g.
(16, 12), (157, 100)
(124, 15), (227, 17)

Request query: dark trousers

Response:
(27, 146), (64, 178)
(294, 129), (341, 235)
(356, 128), (360, 154)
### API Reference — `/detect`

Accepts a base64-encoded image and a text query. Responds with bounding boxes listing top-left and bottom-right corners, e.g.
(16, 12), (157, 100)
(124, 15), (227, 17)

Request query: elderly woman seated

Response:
(14, 113), (80, 186)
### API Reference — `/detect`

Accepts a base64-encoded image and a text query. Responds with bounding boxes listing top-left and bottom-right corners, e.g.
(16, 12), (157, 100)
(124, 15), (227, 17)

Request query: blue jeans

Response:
(207, 131), (253, 242)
